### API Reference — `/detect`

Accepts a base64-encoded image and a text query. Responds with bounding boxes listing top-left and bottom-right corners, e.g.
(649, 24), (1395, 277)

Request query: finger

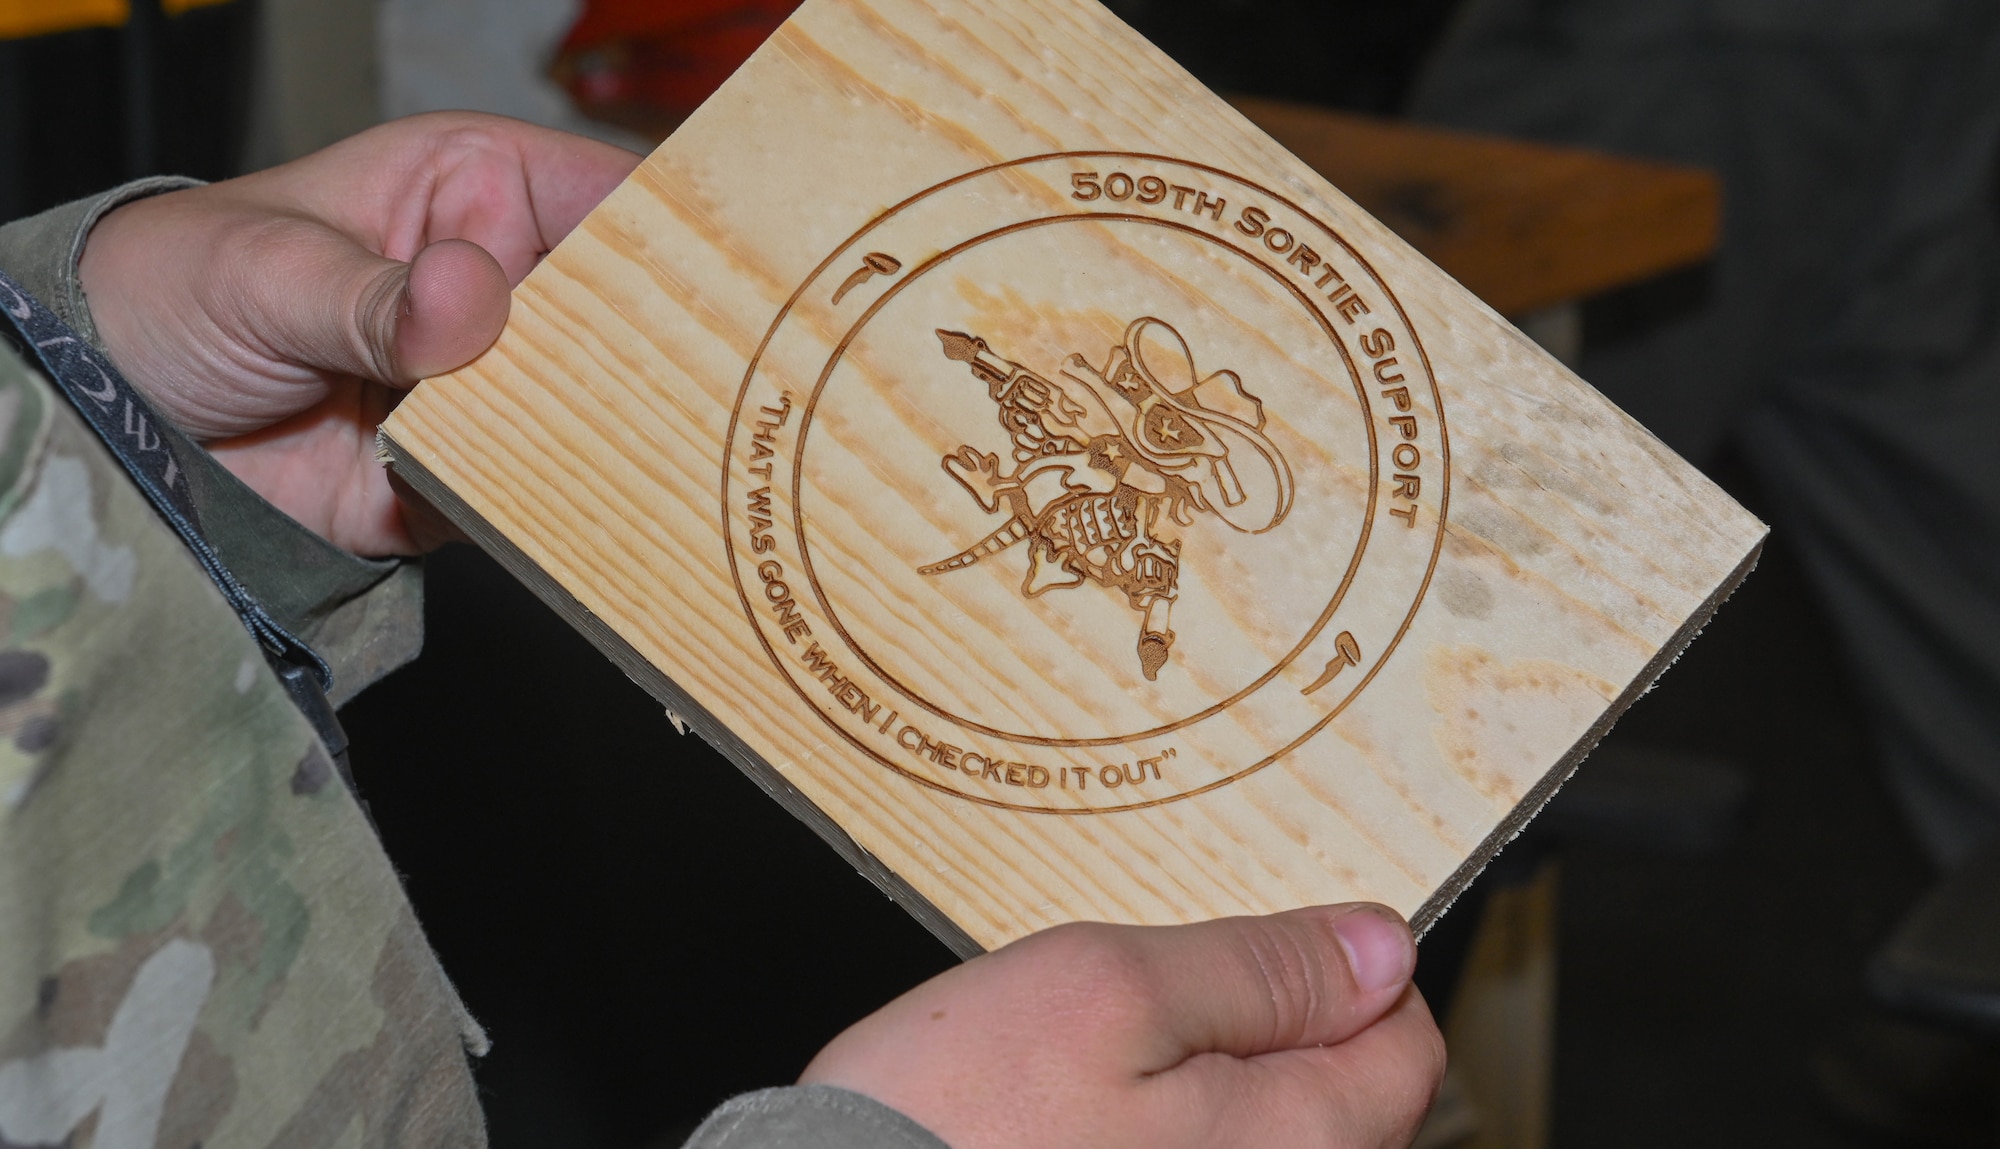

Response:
(511, 124), (647, 249)
(265, 112), (642, 280)
(1168, 987), (1446, 1148)
(391, 116), (642, 276)
(1123, 903), (1417, 1067)
(388, 469), (470, 552)
(242, 226), (507, 387)
(390, 239), (512, 382)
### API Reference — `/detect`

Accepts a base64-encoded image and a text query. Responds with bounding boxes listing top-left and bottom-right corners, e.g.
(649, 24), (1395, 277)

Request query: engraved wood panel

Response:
(380, 0), (1766, 956)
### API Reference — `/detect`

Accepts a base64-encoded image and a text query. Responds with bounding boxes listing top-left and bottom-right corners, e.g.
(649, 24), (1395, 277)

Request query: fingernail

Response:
(1332, 905), (1415, 994)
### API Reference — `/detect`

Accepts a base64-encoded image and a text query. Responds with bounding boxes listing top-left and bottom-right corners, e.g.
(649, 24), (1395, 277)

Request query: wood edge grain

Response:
(378, 429), (986, 961)
(1409, 527), (1770, 940)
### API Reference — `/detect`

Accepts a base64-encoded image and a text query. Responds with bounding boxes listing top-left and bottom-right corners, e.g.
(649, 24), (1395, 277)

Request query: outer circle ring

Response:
(722, 152), (1452, 814)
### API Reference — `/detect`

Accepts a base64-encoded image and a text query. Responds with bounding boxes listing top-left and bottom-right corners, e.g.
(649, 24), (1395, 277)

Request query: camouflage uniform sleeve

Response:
(682, 1086), (952, 1149)
(0, 186), (421, 705)
(0, 339), (486, 1147)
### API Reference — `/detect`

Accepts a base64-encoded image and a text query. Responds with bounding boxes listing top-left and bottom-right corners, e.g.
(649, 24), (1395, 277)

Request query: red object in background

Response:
(553, 0), (804, 138)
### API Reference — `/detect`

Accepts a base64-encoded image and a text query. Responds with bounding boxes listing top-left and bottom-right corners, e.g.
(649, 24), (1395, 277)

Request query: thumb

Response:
(1128, 903), (1417, 1067)
(348, 238), (511, 385)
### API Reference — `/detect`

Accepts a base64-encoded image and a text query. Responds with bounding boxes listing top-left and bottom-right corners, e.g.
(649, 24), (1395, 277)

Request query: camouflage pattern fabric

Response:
(0, 183), (939, 1149)
(681, 1086), (949, 1149)
(0, 186), (423, 708)
(0, 336), (487, 1147)
(0, 182), (484, 1148)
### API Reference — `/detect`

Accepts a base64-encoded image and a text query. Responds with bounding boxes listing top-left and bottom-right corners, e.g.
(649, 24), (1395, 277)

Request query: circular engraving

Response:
(725, 154), (1448, 813)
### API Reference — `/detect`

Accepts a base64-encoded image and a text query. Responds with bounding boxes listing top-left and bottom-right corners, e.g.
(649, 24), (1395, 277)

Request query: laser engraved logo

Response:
(922, 320), (1293, 680)
(725, 153), (1448, 814)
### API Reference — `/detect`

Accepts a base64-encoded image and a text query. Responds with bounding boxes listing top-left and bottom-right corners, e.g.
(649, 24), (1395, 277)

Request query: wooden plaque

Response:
(380, 0), (1765, 955)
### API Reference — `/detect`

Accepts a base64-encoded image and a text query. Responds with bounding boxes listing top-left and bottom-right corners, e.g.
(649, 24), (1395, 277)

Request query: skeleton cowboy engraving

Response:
(923, 318), (1294, 680)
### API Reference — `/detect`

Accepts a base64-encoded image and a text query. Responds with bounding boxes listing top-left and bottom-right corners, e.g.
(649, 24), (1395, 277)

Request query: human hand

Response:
(802, 903), (1444, 1149)
(77, 112), (642, 555)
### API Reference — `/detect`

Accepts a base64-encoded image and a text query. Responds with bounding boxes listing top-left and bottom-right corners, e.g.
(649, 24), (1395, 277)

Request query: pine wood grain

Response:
(380, 0), (1765, 955)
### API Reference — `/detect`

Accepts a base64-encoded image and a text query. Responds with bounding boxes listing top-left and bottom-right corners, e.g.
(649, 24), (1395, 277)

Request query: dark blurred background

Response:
(0, 0), (256, 221)
(3, 1), (1993, 1146)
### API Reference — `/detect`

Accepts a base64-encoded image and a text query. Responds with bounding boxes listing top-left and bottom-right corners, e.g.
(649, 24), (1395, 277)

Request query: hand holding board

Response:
(380, 0), (1765, 955)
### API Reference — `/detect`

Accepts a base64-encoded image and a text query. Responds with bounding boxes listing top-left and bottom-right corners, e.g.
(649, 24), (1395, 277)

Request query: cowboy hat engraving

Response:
(922, 318), (1294, 680)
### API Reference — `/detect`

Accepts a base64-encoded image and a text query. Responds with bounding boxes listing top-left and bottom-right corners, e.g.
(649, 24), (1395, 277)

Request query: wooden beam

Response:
(1232, 96), (1721, 317)
(381, 0), (1764, 955)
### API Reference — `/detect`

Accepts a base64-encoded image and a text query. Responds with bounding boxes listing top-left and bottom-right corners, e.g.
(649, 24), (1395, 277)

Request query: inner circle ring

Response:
(791, 213), (1375, 746)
